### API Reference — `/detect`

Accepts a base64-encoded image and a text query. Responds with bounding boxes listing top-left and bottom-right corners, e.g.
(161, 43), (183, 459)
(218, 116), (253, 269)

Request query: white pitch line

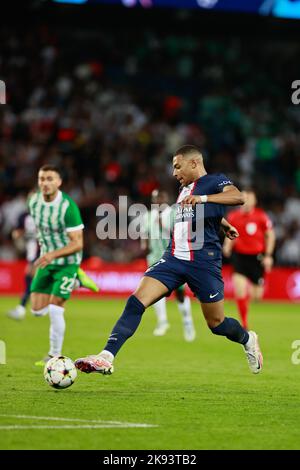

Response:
(0, 424), (154, 430)
(0, 414), (157, 429)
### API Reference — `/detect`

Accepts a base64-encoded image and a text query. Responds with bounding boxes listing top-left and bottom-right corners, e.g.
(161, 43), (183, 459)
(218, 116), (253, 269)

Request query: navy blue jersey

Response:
(166, 173), (233, 261)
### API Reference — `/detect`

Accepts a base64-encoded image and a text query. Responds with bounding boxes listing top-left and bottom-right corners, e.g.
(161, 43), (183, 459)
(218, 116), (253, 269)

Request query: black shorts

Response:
(231, 253), (265, 286)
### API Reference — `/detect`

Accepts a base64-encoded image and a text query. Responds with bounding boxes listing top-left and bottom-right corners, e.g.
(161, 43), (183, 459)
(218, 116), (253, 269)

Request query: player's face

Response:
(38, 171), (62, 198)
(173, 155), (194, 186)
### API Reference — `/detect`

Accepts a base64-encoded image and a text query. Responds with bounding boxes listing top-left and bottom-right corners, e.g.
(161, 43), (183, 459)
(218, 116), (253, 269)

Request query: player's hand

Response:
(34, 253), (55, 269)
(225, 225), (239, 240)
(181, 196), (202, 206)
(261, 254), (273, 272)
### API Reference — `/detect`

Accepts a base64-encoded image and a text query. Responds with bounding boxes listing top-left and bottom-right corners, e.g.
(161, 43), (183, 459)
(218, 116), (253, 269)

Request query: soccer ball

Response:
(44, 356), (77, 389)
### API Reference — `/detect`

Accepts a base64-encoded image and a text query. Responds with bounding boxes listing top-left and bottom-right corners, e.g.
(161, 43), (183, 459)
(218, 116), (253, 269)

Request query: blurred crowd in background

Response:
(0, 20), (300, 264)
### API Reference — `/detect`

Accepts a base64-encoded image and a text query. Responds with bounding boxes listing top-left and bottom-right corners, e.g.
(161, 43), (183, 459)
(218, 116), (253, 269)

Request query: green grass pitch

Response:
(1, 295), (300, 450)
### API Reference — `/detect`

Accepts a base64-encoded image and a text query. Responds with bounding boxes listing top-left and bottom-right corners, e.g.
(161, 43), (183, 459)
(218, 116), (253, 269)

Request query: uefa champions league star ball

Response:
(44, 356), (77, 389)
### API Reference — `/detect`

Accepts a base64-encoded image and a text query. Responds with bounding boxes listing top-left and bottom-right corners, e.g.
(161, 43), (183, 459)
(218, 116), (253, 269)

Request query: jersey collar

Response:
(42, 190), (62, 206)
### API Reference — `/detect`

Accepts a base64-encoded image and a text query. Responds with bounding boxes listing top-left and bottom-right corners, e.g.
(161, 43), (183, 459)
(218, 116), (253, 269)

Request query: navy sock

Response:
(210, 317), (249, 345)
(103, 295), (145, 357)
(21, 274), (32, 307)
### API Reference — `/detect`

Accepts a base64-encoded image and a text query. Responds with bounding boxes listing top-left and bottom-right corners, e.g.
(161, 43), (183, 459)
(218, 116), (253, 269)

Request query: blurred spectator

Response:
(0, 24), (300, 264)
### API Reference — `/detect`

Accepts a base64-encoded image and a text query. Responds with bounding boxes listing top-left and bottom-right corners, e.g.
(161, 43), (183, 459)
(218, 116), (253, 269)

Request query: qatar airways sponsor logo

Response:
(175, 205), (194, 220)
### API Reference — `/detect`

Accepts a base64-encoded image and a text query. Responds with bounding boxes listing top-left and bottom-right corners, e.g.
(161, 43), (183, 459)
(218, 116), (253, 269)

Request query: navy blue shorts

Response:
(144, 252), (224, 303)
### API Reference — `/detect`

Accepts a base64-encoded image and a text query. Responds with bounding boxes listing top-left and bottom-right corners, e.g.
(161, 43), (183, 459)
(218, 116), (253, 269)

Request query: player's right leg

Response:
(30, 266), (54, 365)
(233, 273), (250, 329)
(75, 276), (169, 374)
(75, 254), (185, 375)
(31, 292), (52, 366)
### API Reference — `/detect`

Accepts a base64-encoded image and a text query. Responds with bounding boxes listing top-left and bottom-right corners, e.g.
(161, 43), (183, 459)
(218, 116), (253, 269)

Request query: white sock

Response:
(49, 304), (65, 357)
(100, 350), (114, 363)
(245, 332), (254, 349)
(31, 305), (49, 317)
(177, 296), (193, 325)
(153, 297), (168, 326)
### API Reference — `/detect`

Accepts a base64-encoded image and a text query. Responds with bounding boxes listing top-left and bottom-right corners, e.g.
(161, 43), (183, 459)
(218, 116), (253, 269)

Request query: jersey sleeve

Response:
(261, 211), (273, 231)
(28, 193), (38, 216)
(215, 174), (234, 193)
(65, 200), (84, 232)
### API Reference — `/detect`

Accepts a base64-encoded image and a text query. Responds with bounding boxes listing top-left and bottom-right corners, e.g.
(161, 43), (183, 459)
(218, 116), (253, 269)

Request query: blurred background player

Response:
(29, 164), (97, 365)
(7, 202), (99, 322)
(141, 189), (196, 341)
(223, 189), (276, 330)
(7, 210), (39, 320)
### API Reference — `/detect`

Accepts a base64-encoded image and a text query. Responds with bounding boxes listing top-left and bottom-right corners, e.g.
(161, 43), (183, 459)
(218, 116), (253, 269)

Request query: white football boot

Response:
(244, 331), (263, 374)
(183, 322), (196, 342)
(153, 322), (170, 336)
(75, 354), (114, 375)
(7, 305), (26, 320)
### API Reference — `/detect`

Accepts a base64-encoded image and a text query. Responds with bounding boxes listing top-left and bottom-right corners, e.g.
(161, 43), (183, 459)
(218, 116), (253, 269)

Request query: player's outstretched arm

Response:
(181, 185), (245, 207)
(34, 230), (83, 268)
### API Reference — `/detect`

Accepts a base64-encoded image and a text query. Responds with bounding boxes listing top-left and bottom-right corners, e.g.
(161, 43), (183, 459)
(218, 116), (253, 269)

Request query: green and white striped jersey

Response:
(28, 190), (84, 266)
(142, 206), (174, 266)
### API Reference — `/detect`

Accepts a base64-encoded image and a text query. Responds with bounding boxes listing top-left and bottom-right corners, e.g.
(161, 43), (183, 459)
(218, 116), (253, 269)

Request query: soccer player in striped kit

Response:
(29, 165), (86, 363)
(76, 145), (263, 376)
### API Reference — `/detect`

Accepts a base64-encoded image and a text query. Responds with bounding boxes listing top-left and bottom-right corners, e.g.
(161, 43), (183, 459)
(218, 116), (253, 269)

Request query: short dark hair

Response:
(39, 164), (62, 178)
(174, 145), (201, 157)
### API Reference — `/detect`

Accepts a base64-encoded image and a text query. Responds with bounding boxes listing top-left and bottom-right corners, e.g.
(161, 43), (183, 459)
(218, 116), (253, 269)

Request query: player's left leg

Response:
(187, 263), (262, 374)
(201, 300), (262, 374)
(175, 285), (195, 342)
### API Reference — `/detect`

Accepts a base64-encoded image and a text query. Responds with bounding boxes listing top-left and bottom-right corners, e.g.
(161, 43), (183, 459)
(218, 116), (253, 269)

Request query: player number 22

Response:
(60, 276), (76, 294)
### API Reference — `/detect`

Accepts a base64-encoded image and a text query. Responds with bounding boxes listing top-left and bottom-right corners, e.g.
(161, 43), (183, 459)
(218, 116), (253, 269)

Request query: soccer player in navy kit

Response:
(76, 145), (263, 375)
